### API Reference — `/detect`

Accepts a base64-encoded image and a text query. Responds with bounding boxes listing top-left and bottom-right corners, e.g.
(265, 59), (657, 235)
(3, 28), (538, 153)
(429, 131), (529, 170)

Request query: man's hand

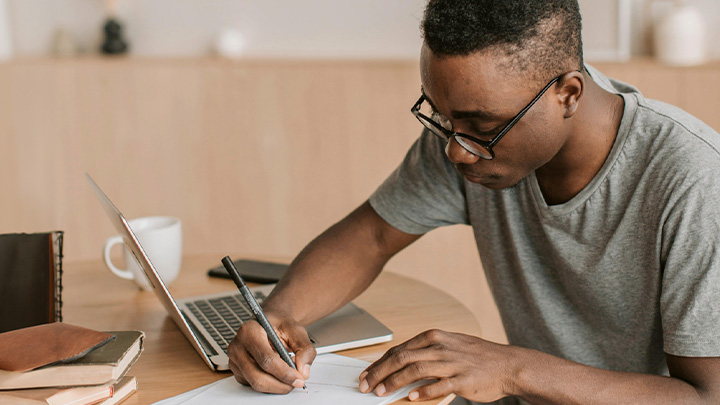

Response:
(359, 329), (720, 404)
(227, 312), (317, 394)
(359, 329), (515, 402)
(225, 201), (420, 394)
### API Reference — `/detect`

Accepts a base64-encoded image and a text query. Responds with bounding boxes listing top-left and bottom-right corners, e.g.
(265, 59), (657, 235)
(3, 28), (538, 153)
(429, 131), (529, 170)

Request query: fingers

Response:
(371, 329), (457, 373)
(407, 378), (456, 402)
(360, 330), (512, 403)
(245, 330), (305, 384)
(227, 320), (307, 394)
(228, 350), (296, 394)
(362, 358), (453, 397)
(371, 329), (444, 366)
(360, 329), (465, 397)
(279, 322), (317, 379)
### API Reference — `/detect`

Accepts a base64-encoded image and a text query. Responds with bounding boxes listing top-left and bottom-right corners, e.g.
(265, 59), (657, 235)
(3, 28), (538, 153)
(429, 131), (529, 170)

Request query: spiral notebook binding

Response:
(52, 231), (64, 322)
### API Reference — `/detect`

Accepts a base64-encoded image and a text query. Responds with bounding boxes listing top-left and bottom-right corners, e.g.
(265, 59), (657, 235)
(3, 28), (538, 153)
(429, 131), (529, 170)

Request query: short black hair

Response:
(422, 0), (583, 83)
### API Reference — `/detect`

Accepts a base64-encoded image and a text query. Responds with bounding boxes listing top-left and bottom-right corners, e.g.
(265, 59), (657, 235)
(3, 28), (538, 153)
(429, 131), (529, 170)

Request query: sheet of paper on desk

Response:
(154, 353), (427, 405)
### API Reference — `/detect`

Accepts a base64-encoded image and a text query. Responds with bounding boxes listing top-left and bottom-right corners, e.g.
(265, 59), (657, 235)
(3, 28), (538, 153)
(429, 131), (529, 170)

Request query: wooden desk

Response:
(62, 255), (481, 404)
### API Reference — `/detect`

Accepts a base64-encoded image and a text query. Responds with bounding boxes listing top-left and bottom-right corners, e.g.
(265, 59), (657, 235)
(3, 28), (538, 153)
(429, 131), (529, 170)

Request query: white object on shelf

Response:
(654, 2), (707, 66)
(214, 29), (246, 59)
(51, 28), (78, 57)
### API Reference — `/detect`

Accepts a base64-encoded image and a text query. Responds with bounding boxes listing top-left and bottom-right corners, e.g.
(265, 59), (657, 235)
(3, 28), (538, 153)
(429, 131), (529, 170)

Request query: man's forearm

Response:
(262, 201), (420, 325)
(510, 347), (711, 404)
(263, 222), (387, 325)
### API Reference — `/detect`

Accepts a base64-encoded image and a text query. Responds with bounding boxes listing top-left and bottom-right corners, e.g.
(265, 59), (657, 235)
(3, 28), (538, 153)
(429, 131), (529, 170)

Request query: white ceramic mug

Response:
(103, 216), (182, 290)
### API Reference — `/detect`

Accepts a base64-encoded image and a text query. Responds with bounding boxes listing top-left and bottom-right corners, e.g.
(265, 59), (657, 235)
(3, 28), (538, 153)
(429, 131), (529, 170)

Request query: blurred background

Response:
(2, 0), (720, 59)
(1, 0), (718, 344)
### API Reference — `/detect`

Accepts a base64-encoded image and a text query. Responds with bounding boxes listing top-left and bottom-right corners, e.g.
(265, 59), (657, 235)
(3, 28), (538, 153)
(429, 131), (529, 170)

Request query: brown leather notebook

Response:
(0, 322), (114, 372)
(0, 327), (144, 390)
(0, 231), (64, 333)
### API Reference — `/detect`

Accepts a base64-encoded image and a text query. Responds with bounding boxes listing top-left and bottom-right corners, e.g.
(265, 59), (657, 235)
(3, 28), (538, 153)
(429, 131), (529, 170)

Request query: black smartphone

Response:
(207, 258), (288, 284)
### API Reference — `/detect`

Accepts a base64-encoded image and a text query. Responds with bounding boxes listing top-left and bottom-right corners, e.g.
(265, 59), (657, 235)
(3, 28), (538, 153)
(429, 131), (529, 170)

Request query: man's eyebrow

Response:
(451, 109), (503, 121)
(421, 88), (440, 113)
(421, 89), (503, 121)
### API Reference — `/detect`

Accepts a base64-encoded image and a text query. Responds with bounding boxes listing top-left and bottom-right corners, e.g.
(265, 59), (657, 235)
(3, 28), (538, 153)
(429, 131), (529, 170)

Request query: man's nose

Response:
(445, 137), (481, 165)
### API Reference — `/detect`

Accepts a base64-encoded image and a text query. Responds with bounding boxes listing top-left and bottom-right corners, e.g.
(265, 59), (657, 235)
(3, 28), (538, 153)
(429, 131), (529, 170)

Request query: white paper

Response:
(154, 354), (427, 405)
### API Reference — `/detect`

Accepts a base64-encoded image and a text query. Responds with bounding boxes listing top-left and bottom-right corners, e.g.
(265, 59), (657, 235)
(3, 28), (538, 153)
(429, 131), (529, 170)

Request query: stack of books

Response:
(0, 323), (144, 404)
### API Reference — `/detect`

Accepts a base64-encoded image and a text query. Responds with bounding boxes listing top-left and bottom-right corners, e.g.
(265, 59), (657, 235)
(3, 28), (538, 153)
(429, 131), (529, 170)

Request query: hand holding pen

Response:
(222, 256), (313, 393)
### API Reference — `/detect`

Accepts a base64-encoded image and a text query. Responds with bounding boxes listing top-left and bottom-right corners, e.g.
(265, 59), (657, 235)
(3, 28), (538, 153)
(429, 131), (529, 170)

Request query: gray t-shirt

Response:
(369, 65), (720, 378)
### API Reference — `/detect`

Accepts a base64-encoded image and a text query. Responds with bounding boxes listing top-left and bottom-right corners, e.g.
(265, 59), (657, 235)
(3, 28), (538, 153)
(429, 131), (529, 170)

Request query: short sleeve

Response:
(369, 130), (469, 234)
(660, 160), (720, 357)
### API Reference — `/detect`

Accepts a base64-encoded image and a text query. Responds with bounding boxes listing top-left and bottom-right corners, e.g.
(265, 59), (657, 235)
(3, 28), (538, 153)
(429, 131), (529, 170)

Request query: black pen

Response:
(221, 256), (308, 392)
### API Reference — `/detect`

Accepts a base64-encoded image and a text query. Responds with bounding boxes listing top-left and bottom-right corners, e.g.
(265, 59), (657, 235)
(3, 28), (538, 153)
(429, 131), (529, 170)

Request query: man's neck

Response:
(535, 75), (625, 205)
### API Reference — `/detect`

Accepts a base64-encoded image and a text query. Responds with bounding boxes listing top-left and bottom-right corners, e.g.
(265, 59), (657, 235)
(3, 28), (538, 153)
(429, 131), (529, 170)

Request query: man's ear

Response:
(557, 70), (584, 119)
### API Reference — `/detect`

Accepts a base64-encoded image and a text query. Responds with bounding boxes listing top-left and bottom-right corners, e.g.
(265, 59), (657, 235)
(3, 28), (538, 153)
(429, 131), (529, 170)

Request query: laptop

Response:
(86, 174), (393, 371)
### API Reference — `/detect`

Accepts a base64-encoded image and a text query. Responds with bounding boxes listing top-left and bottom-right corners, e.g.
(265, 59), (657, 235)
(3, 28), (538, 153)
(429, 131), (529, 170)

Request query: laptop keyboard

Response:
(184, 291), (266, 353)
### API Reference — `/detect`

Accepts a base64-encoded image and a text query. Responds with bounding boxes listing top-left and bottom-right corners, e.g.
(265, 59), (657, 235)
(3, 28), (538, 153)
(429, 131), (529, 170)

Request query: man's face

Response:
(419, 45), (569, 189)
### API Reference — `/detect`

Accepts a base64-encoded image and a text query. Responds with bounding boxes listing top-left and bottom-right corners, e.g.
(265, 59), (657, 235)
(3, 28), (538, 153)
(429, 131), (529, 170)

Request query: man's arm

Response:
(227, 201), (420, 393)
(509, 350), (720, 404)
(359, 330), (720, 403)
(262, 200), (421, 325)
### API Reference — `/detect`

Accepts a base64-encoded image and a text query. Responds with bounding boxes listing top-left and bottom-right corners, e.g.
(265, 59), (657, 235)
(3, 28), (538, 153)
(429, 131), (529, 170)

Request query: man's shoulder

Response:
(589, 64), (720, 160)
(631, 97), (720, 176)
(597, 83), (720, 205)
(623, 98), (720, 215)
(637, 97), (720, 154)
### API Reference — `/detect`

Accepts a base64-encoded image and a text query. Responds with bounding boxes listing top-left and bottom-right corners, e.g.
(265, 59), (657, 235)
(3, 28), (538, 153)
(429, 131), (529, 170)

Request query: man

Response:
(228, 0), (720, 403)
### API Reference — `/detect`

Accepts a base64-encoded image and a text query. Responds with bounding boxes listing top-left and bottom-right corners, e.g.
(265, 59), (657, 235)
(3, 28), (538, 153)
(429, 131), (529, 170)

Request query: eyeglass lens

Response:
(414, 101), (492, 158)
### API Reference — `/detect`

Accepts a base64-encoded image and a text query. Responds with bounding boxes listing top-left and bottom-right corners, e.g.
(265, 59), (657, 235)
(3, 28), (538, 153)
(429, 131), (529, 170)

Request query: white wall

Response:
(6, 0), (426, 59)
(3, 0), (720, 61)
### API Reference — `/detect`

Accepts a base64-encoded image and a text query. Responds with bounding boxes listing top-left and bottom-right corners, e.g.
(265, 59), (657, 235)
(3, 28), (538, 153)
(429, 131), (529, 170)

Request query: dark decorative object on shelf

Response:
(100, 18), (128, 55)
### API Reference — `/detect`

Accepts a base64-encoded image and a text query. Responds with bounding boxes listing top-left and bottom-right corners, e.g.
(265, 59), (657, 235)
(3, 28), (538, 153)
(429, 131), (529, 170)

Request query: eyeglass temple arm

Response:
(488, 75), (563, 148)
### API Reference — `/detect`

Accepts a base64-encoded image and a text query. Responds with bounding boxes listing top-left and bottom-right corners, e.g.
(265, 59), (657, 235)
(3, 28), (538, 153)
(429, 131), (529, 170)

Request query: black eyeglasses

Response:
(411, 72), (573, 160)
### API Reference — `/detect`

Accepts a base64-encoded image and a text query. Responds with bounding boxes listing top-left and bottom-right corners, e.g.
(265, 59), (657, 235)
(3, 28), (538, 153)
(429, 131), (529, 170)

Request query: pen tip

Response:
(303, 385), (308, 393)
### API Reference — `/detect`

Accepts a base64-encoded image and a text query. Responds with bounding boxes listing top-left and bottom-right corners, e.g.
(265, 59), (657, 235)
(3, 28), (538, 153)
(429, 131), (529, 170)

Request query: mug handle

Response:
(103, 236), (135, 280)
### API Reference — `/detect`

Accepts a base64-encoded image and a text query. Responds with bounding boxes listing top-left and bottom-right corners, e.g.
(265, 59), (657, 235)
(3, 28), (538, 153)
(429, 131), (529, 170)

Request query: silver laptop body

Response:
(87, 174), (393, 371)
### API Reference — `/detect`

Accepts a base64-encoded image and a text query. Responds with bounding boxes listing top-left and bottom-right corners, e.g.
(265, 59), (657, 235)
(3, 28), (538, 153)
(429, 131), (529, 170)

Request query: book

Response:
(0, 231), (64, 333)
(97, 376), (137, 405)
(0, 331), (144, 390)
(0, 380), (113, 405)
(0, 376), (136, 405)
(0, 323), (115, 373)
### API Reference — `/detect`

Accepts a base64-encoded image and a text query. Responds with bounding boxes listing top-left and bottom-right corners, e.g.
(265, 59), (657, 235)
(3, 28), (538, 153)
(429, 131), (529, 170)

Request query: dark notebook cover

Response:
(71, 331), (143, 367)
(0, 232), (64, 333)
